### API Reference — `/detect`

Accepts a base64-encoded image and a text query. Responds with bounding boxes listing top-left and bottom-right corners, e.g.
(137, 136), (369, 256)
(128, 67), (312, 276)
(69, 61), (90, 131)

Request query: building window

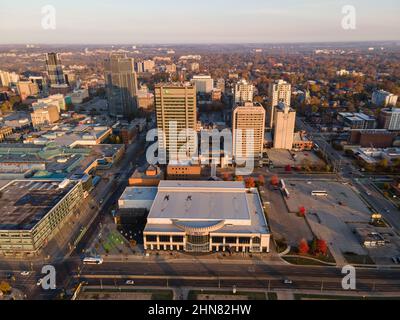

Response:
(172, 236), (184, 243)
(239, 237), (251, 244)
(252, 237), (261, 244)
(159, 235), (170, 242)
(146, 235), (157, 242)
(225, 237), (237, 244)
(212, 237), (223, 244)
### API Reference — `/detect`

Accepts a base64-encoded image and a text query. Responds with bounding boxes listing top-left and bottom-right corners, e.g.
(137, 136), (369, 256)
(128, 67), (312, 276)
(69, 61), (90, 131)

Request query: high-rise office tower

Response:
(273, 102), (296, 150)
(234, 79), (254, 104)
(155, 84), (197, 160)
(267, 80), (291, 128)
(105, 53), (138, 118)
(232, 102), (265, 160)
(45, 53), (66, 86)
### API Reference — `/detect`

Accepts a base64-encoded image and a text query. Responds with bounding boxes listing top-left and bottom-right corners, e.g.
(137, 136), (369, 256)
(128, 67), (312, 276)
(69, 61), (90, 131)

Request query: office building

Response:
(216, 78), (225, 93)
(349, 130), (397, 148)
(267, 80), (292, 128)
(33, 94), (66, 113)
(167, 161), (202, 180)
(0, 179), (84, 256)
(191, 75), (214, 94)
(189, 62), (200, 72)
(29, 76), (47, 93)
(105, 53), (138, 118)
(0, 70), (20, 87)
(17, 81), (39, 100)
(379, 108), (400, 131)
(128, 165), (164, 187)
(136, 60), (155, 73)
(338, 112), (377, 129)
(70, 89), (89, 105)
(31, 105), (60, 128)
(232, 102), (266, 160)
(234, 79), (254, 104)
(45, 52), (66, 86)
(155, 84), (197, 159)
(372, 90), (398, 107)
(273, 102), (296, 150)
(143, 181), (271, 254)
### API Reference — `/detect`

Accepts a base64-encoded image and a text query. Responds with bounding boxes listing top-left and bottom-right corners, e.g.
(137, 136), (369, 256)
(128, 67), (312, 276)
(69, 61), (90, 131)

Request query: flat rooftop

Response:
(148, 181), (249, 222)
(0, 180), (77, 231)
(119, 187), (158, 202)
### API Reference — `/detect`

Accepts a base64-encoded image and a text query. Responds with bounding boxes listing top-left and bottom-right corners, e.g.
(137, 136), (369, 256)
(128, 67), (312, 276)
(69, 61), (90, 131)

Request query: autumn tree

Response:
(298, 206), (306, 217)
(245, 177), (256, 188)
(270, 175), (279, 186)
(298, 239), (310, 255)
(317, 239), (328, 255)
(235, 175), (244, 182)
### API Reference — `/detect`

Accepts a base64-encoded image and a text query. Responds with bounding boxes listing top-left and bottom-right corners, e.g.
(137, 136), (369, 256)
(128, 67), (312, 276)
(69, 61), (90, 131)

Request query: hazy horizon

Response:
(0, 0), (399, 44)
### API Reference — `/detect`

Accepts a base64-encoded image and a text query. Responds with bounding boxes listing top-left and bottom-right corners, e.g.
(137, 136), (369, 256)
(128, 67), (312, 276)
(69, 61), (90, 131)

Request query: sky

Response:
(0, 0), (399, 44)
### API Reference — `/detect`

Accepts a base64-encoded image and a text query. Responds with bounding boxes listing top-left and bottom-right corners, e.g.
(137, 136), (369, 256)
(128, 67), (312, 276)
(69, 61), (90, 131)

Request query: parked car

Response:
(125, 280), (135, 285)
(283, 279), (293, 285)
(20, 271), (30, 276)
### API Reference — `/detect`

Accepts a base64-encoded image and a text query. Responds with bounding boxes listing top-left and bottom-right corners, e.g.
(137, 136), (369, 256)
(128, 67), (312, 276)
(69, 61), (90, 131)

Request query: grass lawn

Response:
(343, 253), (375, 265)
(283, 256), (333, 266)
(83, 288), (173, 300)
(188, 290), (267, 300)
(102, 231), (126, 252)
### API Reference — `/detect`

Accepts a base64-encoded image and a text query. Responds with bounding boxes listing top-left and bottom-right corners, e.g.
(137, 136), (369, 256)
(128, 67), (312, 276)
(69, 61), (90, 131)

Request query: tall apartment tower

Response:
(273, 102), (296, 150)
(105, 53), (138, 118)
(267, 80), (292, 128)
(234, 79), (254, 104)
(155, 84), (197, 161)
(45, 53), (66, 86)
(379, 108), (400, 131)
(232, 102), (266, 160)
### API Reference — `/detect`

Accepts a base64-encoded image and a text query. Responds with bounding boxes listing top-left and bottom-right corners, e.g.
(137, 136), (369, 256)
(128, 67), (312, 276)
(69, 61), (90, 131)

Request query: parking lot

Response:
(284, 180), (375, 264)
(266, 149), (325, 168)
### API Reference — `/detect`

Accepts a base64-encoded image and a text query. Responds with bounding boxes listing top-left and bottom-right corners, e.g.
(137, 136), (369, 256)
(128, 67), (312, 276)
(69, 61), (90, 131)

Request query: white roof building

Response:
(144, 181), (271, 254)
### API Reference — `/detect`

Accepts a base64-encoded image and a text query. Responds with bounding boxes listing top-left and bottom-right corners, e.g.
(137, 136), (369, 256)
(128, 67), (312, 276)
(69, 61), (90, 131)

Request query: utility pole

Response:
(320, 280), (324, 293)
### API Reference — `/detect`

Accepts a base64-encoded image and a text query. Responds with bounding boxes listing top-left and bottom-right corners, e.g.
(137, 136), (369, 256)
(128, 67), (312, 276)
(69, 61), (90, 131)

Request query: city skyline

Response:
(0, 0), (399, 44)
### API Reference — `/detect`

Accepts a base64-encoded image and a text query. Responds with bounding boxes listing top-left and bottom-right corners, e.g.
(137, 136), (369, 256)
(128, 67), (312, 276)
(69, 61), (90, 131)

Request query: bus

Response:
(83, 257), (104, 265)
(311, 191), (328, 197)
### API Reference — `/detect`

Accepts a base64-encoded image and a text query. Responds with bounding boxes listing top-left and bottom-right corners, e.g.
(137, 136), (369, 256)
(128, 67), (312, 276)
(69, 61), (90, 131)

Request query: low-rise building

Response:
(167, 162), (202, 180)
(143, 181), (271, 254)
(129, 165), (164, 187)
(292, 131), (314, 151)
(338, 112), (376, 130)
(31, 105), (60, 128)
(0, 179), (84, 256)
(0, 126), (13, 142)
(349, 130), (397, 148)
